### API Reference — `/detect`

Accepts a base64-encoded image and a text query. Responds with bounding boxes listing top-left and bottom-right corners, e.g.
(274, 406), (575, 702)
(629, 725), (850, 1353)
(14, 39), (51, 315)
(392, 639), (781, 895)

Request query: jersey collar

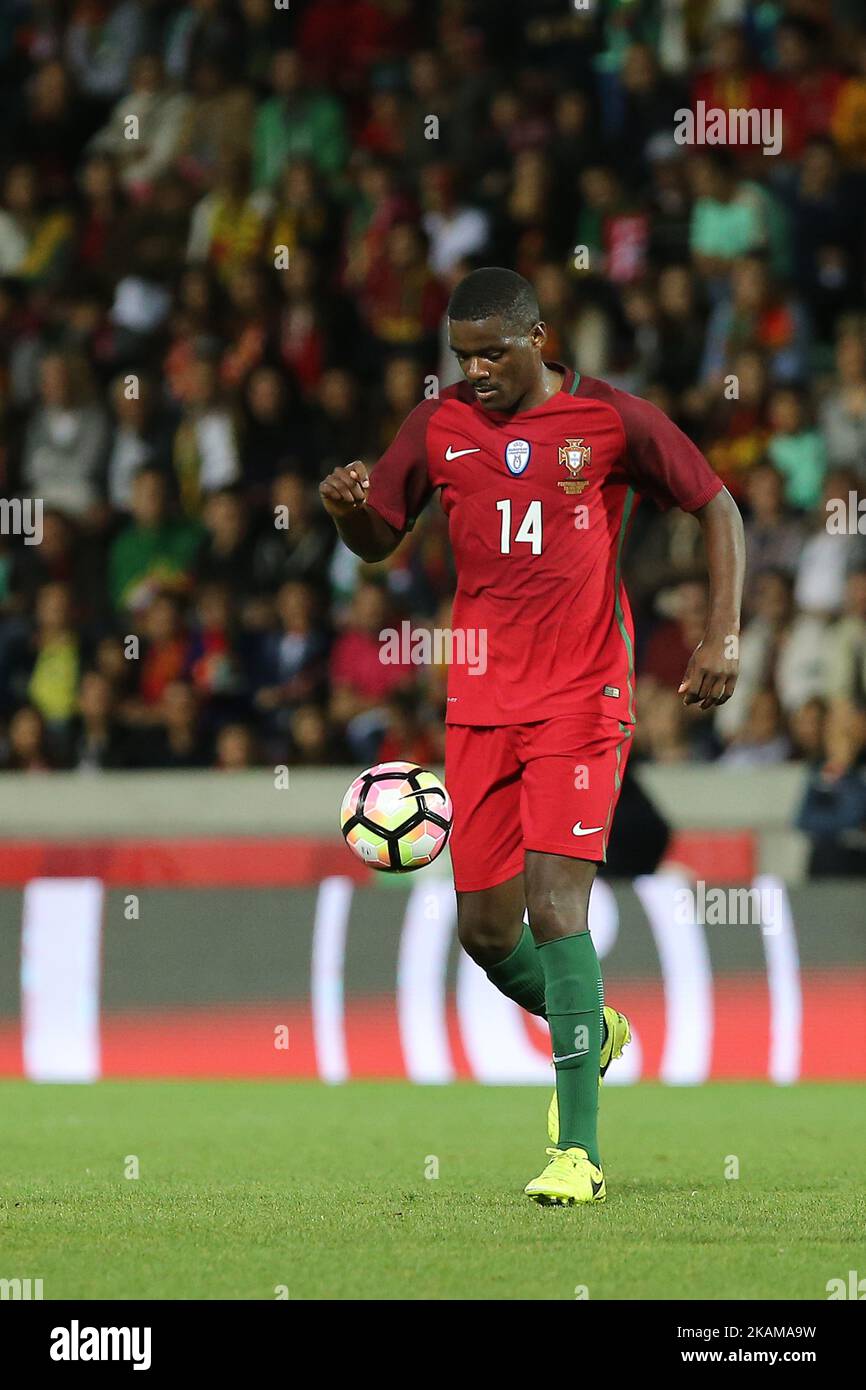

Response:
(471, 361), (580, 418)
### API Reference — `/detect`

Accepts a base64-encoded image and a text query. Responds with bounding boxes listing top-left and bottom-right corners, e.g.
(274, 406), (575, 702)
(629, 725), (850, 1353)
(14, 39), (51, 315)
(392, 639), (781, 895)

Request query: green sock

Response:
(485, 921), (547, 1018)
(539, 932), (603, 1165)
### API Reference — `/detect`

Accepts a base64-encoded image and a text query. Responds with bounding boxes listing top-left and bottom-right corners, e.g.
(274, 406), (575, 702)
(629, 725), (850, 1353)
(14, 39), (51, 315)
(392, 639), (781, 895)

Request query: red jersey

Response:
(365, 364), (722, 726)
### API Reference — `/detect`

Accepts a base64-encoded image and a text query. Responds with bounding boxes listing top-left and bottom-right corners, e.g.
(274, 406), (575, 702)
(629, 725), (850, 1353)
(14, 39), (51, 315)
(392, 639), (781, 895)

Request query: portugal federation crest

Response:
(558, 437), (592, 494)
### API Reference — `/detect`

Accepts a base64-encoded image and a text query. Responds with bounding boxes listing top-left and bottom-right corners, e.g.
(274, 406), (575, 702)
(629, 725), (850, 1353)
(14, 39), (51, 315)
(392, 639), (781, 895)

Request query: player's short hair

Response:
(447, 267), (540, 334)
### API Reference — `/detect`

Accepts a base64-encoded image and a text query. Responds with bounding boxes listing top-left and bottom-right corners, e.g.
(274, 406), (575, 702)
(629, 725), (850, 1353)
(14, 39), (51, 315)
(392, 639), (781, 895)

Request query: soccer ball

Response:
(340, 761), (453, 872)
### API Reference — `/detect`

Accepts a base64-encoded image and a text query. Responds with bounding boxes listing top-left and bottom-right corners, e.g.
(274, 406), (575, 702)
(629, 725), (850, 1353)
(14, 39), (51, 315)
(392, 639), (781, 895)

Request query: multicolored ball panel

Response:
(340, 762), (453, 873)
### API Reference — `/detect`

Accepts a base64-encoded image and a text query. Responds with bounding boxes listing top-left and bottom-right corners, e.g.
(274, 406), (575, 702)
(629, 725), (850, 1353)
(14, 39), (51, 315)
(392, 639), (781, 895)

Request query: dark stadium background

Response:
(0, 0), (863, 1084)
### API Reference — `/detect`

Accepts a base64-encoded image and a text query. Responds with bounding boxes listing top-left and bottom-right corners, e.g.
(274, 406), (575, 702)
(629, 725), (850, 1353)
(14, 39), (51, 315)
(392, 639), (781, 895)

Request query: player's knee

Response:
(524, 898), (589, 944)
(457, 905), (513, 962)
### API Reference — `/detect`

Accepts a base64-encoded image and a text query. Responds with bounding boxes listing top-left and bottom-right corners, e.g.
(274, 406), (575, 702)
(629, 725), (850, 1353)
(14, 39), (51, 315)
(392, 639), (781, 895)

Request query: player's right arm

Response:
(319, 461), (403, 562)
(319, 399), (437, 563)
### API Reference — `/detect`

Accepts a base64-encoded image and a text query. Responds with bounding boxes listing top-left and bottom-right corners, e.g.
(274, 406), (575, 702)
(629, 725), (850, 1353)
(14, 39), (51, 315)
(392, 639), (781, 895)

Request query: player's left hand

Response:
(678, 634), (738, 710)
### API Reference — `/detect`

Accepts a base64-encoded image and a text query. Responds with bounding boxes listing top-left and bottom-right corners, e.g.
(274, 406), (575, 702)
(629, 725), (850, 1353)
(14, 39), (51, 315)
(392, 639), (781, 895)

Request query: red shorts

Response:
(444, 714), (634, 893)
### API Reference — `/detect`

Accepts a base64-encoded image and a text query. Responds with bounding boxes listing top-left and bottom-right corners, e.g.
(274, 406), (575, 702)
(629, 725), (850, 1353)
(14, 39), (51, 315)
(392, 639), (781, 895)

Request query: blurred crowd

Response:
(0, 0), (865, 865)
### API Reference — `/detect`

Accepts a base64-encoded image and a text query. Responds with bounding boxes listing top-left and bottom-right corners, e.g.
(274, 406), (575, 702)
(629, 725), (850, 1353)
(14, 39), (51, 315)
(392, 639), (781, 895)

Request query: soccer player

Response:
(320, 267), (744, 1205)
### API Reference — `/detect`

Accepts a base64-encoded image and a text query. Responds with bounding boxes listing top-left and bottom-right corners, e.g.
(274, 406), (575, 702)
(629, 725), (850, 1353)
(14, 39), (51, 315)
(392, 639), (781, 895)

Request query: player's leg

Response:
(455, 872), (547, 1016)
(445, 723), (546, 1012)
(519, 716), (633, 1203)
(525, 851), (603, 1161)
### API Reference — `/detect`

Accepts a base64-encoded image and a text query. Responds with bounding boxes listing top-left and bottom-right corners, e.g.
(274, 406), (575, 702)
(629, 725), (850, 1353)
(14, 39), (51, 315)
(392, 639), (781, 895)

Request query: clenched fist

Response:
(319, 460), (370, 518)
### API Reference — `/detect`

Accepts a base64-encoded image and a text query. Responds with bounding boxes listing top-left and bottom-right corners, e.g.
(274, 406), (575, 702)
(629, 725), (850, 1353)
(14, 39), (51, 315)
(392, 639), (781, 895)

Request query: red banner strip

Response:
(0, 831), (753, 887)
(1, 971), (861, 1079)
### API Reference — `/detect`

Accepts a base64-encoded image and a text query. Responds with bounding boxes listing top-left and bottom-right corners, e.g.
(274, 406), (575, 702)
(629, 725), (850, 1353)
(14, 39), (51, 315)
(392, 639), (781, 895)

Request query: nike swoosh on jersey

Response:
(444, 445), (481, 460)
(571, 822), (603, 836)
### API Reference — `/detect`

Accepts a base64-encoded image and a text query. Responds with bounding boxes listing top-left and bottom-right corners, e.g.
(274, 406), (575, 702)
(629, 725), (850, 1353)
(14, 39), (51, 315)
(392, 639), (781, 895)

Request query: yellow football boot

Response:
(524, 1146), (606, 1205)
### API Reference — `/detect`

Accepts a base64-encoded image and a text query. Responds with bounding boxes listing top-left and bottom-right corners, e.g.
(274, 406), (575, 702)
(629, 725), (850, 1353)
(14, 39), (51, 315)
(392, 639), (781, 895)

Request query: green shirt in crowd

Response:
(109, 521), (204, 611)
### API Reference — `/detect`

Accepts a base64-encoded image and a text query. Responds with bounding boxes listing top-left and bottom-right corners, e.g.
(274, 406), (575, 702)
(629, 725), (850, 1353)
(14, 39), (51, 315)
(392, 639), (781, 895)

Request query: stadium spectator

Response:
(65, 0), (146, 106)
(687, 152), (767, 288)
(823, 569), (866, 717)
(377, 688), (438, 766)
(73, 154), (132, 290)
(717, 687), (791, 766)
(715, 568), (793, 745)
(0, 161), (75, 283)
(328, 579), (413, 760)
(21, 351), (109, 522)
(653, 265), (705, 396)
(277, 245), (365, 394)
(699, 348), (770, 496)
(86, 53), (190, 197)
(219, 263), (275, 395)
(788, 138), (860, 344)
(26, 581), (81, 746)
(690, 24), (776, 150)
(831, 29), (866, 168)
(819, 328), (866, 478)
(176, 57), (254, 188)
(774, 16), (842, 163)
(632, 682), (692, 764)
(106, 372), (173, 512)
(130, 677), (211, 769)
(187, 580), (246, 730)
(420, 163), (489, 278)
(133, 591), (193, 713)
(701, 254), (809, 387)
(215, 719), (259, 768)
(4, 60), (95, 204)
(610, 42), (685, 183)
(640, 578), (709, 690)
(793, 468), (859, 618)
(9, 508), (105, 627)
(249, 578), (330, 744)
(403, 50), (455, 169)
(172, 353), (241, 514)
(305, 368), (372, 479)
(789, 696), (827, 762)
(6, 704), (53, 771)
(742, 462), (806, 591)
(109, 466), (202, 612)
(185, 150), (268, 278)
(197, 487), (257, 600)
(70, 670), (129, 771)
(253, 46), (349, 187)
(796, 701), (866, 875)
(765, 386), (827, 511)
(252, 471), (335, 594)
(288, 702), (336, 765)
(359, 220), (447, 358)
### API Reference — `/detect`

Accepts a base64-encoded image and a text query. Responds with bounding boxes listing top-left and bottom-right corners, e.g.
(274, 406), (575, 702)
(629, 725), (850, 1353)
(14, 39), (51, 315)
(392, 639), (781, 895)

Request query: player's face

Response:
(448, 315), (546, 411)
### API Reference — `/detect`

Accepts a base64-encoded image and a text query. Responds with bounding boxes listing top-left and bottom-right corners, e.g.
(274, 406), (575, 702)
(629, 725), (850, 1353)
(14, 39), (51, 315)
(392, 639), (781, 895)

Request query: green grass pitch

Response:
(1, 1080), (863, 1300)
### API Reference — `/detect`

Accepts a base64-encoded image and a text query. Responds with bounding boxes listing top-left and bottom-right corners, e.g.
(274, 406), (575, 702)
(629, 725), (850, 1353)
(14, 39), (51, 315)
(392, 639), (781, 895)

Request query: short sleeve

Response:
(617, 390), (723, 513)
(365, 399), (438, 534)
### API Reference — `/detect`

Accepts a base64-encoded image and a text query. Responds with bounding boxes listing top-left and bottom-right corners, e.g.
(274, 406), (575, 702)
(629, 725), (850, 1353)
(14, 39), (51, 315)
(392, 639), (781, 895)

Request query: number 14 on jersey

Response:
(496, 498), (543, 555)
